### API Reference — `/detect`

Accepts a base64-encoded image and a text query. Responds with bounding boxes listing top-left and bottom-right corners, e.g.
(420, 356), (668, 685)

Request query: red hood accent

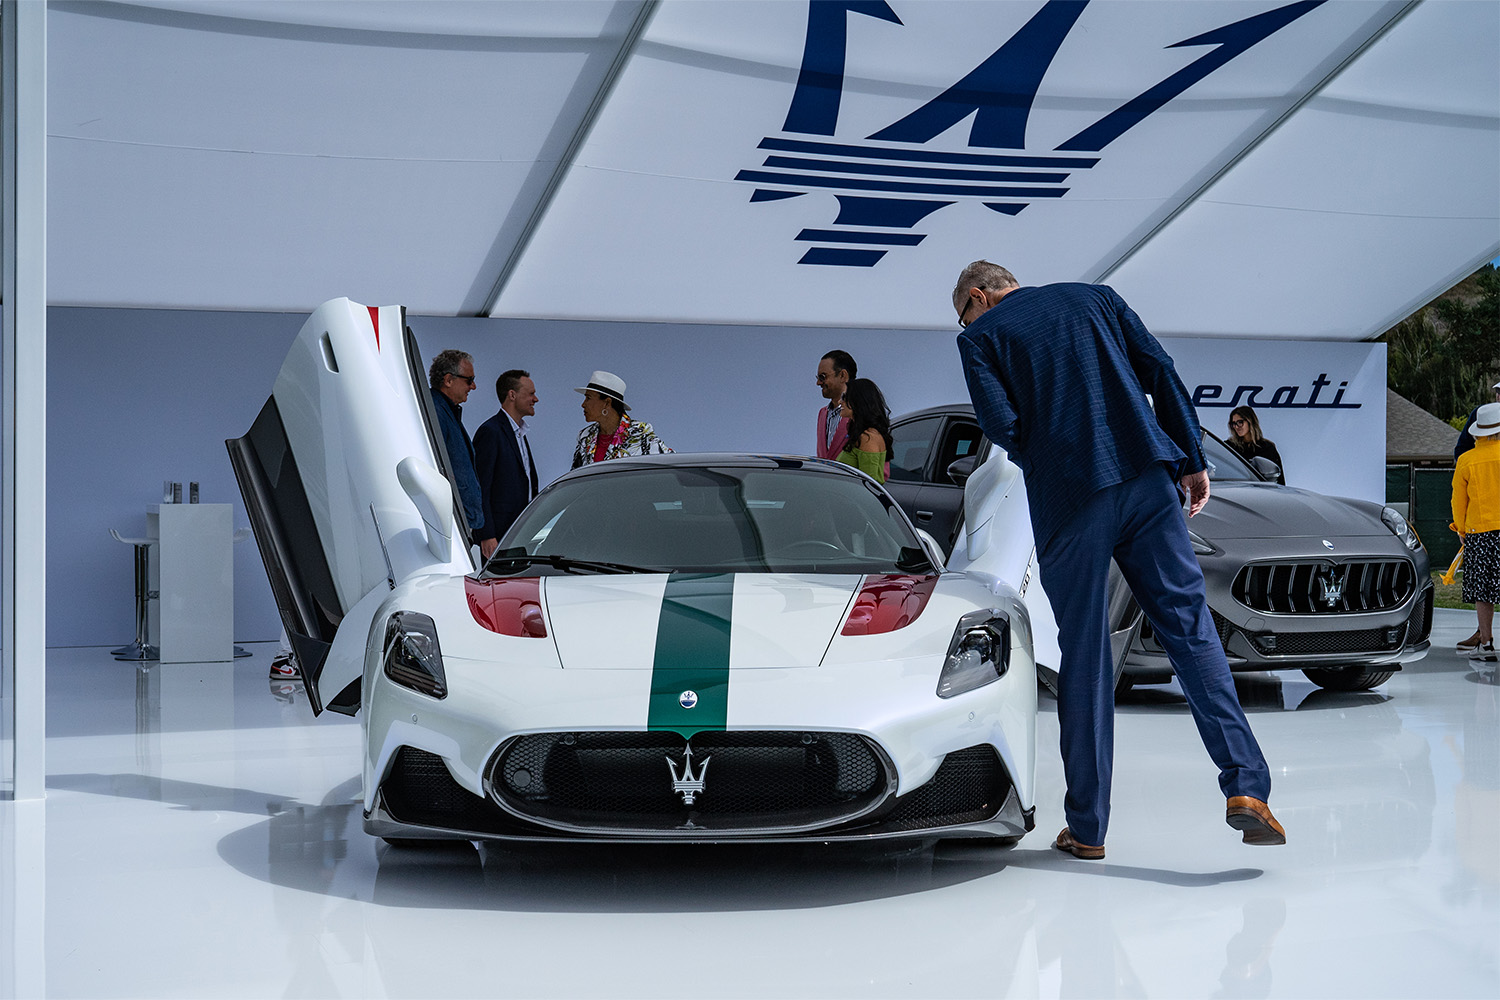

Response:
(367, 305), (380, 348)
(466, 577), (547, 637)
(841, 574), (939, 635)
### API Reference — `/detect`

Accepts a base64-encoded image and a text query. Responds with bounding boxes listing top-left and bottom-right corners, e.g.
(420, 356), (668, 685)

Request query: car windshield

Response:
(1201, 431), (1265, 483)
(486, 465), (935, 576)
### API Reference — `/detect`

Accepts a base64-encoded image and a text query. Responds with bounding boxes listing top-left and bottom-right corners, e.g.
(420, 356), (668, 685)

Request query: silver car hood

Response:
(1194, 482), (1387, 540)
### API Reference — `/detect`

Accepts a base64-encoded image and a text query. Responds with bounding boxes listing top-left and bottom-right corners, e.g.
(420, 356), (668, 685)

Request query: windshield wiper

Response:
(484, 552), (660, 576)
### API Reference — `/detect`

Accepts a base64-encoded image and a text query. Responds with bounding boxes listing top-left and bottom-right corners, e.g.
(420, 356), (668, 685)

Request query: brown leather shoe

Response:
(1226, 796), (1286, 845)
(1053, 827), (1105, 860)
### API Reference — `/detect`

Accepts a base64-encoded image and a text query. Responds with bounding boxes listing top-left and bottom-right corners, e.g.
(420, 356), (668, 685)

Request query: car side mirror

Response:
(914, 528), (947, 570)
(947, 454), (979, 486)
(396, 456), (457, 560)
(1250, 456), (1282, 481)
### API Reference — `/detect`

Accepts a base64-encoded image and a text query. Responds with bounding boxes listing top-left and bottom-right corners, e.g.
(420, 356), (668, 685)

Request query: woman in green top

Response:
(836, 378), (893, 483)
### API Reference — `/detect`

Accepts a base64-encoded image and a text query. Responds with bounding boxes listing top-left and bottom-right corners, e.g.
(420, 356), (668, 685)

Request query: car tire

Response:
(1301, 666), (1395, 691)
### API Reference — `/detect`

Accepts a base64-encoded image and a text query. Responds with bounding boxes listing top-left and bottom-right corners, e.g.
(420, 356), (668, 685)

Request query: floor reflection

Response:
(1451, 674), (1500, 894)
(225, 796), (1019, 912)
(1213, 898), (1287, 999)
(1117, 670), (1396, 713)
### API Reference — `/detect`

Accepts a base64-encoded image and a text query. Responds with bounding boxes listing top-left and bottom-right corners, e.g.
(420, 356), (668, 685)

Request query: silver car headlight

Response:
(383, 611), (447, 698)
(1380, 507), (1423, 551)
(937, 610), (1010, 699)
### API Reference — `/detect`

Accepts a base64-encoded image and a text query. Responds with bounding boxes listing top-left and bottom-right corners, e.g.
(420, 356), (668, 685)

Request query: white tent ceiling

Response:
(45, 0), (1500, 338)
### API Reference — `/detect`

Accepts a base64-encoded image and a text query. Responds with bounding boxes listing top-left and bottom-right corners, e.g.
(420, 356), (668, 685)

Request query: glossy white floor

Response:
(3, 610), (1497, 999)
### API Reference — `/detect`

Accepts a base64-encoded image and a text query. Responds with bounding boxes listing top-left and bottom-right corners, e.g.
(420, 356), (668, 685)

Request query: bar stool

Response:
(110, 528), (158, 661)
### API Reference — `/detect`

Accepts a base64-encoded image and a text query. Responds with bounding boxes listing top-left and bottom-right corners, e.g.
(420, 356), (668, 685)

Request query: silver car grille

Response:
(1232, 559), (1415, 615)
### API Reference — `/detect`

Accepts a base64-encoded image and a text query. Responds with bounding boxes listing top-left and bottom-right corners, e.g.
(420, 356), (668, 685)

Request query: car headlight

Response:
(1188, 530), (1215, 556)
(1381, 507), (1423, 551)
(937, 610), (1010, 698)
(383, 611), (447, 698)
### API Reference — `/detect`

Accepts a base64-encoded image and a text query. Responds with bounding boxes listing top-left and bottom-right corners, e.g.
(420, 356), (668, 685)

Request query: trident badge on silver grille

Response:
(667, 745), (710, 805)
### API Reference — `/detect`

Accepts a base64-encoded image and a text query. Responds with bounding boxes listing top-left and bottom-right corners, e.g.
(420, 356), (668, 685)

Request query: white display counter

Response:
(146, 502), (234, 663)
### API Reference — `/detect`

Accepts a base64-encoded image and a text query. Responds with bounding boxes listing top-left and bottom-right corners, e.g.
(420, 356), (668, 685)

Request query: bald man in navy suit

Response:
(954, 260), (1282, 860)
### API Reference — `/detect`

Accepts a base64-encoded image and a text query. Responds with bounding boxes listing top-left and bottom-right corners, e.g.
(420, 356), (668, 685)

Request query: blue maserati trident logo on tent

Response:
(667, 745), (710, 805)
(736, 0), (1326, 266)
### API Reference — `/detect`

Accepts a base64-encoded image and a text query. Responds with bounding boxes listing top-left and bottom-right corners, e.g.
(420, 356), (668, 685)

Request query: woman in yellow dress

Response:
(836, 377), (893, 483)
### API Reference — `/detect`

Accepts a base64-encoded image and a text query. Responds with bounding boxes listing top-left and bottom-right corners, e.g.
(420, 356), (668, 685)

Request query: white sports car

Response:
(228, 298), (1042, 845)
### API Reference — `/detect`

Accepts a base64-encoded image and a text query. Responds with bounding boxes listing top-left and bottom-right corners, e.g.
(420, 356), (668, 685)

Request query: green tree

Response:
(1433, 267), (1500, 414)
(1383, 265), (1499, 421)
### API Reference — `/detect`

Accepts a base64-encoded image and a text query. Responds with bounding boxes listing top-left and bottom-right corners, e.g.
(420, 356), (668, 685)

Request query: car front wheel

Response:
(1301, 666), (1395, 691)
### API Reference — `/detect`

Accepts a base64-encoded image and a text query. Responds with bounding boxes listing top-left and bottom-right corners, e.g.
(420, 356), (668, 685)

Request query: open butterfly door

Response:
(227, 298), (475, 715)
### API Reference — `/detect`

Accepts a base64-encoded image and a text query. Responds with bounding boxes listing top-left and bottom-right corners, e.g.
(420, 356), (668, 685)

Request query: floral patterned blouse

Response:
(571, 414), (673, 469)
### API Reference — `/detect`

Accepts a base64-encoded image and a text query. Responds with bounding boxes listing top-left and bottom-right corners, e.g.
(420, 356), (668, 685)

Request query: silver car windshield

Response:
(1201, 432), (1265, 483)
(488, 466), (934, 576)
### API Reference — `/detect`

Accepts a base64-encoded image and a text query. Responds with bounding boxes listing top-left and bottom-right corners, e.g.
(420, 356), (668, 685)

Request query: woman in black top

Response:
(1226, 406), (1285, 484)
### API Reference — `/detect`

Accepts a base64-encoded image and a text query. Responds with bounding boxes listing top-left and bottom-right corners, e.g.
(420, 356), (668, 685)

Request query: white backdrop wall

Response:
(46, 305), (1386, 648)
(1167, 337), (1387, 503)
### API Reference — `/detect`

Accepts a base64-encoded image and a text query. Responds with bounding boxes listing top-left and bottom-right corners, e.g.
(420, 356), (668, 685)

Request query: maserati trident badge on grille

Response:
(667, 745), (710, 805)
(1316, 565), (1347, 608)
(1322, 539), (1335, 550)
(679, 690), (698, 709)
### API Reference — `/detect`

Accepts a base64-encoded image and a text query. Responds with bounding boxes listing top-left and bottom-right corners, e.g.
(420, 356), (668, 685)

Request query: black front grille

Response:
(1249, 624), (1406, 656)
(1233, 560), (1415, 614)
(882, 746), (1008, 832)
(490, 731), (891, 833)
(382, 746), (507, 833)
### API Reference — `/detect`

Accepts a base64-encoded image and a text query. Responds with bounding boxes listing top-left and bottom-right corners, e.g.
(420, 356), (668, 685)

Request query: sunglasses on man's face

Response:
(448, 372), (476, 387)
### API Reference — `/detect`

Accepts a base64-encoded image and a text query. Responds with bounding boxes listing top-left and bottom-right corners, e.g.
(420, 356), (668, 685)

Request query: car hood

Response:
(542, 573), (866, 671)
(1195, 483), (1387, 540)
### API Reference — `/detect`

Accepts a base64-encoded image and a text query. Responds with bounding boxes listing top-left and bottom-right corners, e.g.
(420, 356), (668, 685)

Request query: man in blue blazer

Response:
(474, 370), (541, 560)
(954, 260), (1282, 859)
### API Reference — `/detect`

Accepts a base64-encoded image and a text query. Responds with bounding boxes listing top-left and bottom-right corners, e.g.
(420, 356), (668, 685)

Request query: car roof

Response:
(552, 452), (868, 484)
(892, 403), (975, 423)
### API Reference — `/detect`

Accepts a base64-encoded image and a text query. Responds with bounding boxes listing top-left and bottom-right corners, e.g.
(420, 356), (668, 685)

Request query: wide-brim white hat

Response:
(1471, 401), (1500, 437)
(574, 370), (630, 411)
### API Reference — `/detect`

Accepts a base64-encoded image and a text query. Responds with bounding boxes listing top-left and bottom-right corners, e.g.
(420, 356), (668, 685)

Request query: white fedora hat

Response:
(1470, 401), (1500, 437)
(574, 370), (630, 411)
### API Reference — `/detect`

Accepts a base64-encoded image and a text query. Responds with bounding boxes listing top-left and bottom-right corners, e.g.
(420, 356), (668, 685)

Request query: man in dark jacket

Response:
(428, 349), (483, 537)
(474, 369), (541, 559)
(1454, 381), (1500, 461)
(954, 260), (1281, 859)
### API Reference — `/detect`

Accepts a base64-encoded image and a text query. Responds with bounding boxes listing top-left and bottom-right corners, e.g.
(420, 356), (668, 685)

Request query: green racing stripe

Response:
(648, 572), (734, 739)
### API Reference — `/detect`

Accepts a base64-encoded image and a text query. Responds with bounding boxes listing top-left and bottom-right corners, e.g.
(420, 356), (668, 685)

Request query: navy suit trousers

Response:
(1038, 463), (1271, 845)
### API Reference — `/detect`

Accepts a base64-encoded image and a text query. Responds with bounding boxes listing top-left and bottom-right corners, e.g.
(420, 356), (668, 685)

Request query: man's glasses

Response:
(447, 372), (476, 387)
(957, 286), (986, 329)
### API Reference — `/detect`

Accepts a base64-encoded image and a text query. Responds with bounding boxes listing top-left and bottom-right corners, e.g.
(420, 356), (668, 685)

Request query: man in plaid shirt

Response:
(954, 260), (1283, 860)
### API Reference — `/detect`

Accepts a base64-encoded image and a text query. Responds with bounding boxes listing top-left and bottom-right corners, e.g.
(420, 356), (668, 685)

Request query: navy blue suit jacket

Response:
(957, 283), (1205, 546)
(431, 388), (483, 533)
(473, 410), (537, 543)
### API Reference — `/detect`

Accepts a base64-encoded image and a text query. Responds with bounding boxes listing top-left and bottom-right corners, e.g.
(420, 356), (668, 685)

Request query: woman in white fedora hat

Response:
(1452, 401), (1500, 663)
(570, 370), (672, 469)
